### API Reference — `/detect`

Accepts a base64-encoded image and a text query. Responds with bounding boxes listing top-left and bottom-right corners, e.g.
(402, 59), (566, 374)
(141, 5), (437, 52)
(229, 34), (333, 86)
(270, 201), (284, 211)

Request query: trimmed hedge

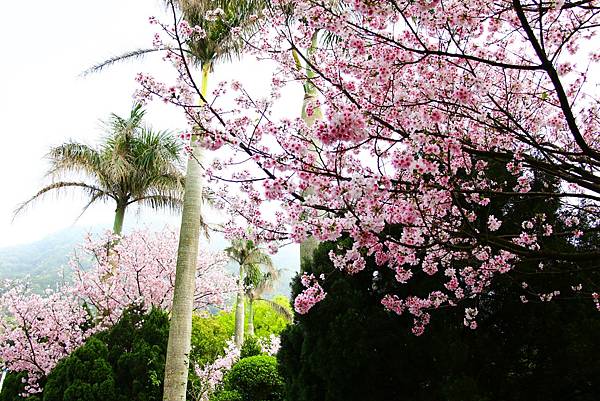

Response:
(213, 355), (284, 401)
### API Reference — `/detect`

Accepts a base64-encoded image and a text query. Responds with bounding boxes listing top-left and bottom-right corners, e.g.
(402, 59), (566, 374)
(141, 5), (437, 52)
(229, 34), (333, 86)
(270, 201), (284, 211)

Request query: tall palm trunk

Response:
(112, 202), (126, 235)
(298, 31), (322, 268)
(162, 62), (210, 401)
(299, 32), (322, 126)
(246, 298), (255, 337)
(234, 263), (245, 346)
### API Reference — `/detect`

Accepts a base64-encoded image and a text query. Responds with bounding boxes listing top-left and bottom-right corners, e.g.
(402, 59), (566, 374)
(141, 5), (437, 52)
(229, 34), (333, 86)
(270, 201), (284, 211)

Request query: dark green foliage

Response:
(239, 336), (261, 359)
(280, 157), (600, 401)
(280, 240), (600, 401)
(215, 356), (284, 401)
(281, 168), (600, 401)
(42, 305), (169, 401)
(43, 337), (117, 401)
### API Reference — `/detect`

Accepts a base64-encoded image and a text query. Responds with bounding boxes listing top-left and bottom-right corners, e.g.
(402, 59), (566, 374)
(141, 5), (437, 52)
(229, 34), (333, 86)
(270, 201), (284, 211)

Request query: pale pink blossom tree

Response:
(70, 229), (237, 327)
(137, 0), (600, 332)
(0, 285), (90, 394)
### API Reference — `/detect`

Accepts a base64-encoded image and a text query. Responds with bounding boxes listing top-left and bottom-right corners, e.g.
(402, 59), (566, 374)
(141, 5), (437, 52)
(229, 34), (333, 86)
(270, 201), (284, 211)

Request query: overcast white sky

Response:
(0, 0), (301, 247)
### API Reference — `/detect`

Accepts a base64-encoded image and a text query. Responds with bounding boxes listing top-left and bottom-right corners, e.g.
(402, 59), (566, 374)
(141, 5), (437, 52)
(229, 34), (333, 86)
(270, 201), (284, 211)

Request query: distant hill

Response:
(0, 226), (101, 290)
(0, 225), (300, 296)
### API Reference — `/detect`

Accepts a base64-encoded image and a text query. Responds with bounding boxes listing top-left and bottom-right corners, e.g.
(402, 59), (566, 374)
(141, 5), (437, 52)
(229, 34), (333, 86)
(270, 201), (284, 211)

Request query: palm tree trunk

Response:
(299, 32), (322, 126)
(112, 203), (126, 235)
(234, 263), (245, 346)
(247, 298), (254, 337)
(162, 62), (210, 401)
(299, 31), (322, 268)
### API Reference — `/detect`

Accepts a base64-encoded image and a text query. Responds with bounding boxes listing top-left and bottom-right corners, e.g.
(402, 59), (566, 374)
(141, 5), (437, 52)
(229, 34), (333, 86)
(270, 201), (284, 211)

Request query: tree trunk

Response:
(299, 31), (322, 268)
(162, 62), (210, 401)
(112, 203), (126, 235)
(234, 263), (245, 346)
(247, 298), (255, 337)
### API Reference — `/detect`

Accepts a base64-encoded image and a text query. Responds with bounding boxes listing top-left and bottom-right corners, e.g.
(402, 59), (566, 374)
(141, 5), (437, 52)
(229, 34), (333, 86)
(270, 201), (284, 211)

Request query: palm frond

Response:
(19, 104), (188, 229)
(256, 298), (293, 321)
(134, 128), (183, 171)
(81, 48), (166, 76)
(141, 173), (185, 195)
(247, 251), (275, 273)
(247, 267), (280, 298)
(131, 194), (184, 212)
(107, 103), (146, 136)
(244, 264), (263, 287)
(14, 182), (112, 219)
(74, 191), (109, 223)
(46, 142), (102, 179)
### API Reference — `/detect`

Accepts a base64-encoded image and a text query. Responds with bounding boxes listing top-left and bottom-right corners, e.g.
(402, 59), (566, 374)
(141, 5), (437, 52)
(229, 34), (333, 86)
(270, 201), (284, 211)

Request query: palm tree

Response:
(161, 1), (264, 400)
(244, 263), (291, 336)
(15, 104), (184, 235)
(225, 238), (279, 344)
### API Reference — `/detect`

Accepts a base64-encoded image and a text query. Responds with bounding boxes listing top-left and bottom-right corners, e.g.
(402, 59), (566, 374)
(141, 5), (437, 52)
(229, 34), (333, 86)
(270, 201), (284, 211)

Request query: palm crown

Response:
(178, 0), (263, 67)
(15, 104), (185, 234)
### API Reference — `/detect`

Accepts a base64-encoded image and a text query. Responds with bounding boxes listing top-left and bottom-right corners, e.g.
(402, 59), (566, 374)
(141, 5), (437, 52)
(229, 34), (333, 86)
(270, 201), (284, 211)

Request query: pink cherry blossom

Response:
(137, 1), (600, 333)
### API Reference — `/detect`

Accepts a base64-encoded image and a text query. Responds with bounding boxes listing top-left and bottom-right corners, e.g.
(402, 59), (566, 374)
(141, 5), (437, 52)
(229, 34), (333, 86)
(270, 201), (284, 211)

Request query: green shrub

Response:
(239, 336), (261, 359)
(222, 355), (284, 401)
(251, 296), (292, 337)
(190, 314), (231, 367)
(42, 305), (169, 401)
(43, 337), (117, 401)
(210, 390), (243, 401)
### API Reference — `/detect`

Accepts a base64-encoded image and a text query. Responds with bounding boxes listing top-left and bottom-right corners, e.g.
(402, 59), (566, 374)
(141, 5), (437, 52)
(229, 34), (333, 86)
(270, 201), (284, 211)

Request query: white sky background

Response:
(0, 0), (302, 247)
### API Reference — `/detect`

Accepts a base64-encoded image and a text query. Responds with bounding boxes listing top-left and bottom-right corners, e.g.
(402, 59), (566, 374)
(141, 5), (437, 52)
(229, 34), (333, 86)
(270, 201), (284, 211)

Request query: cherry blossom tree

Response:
(0, 285), (90, 395)
(70, 229), (237, 327)
(137, 0), (600, 332)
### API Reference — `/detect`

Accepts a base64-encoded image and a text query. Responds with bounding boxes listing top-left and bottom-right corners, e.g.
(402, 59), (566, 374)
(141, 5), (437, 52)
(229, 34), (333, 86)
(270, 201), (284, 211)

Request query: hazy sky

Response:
(0, 0), (301, 247)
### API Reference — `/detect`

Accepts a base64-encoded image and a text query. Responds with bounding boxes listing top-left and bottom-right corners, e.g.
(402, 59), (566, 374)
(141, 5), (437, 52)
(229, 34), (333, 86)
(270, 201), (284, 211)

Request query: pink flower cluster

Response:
(294, 273), (327, 314)
(0, 285), (90, 394)
(192, 339), (240, 401)
(315, 105), (367, 144)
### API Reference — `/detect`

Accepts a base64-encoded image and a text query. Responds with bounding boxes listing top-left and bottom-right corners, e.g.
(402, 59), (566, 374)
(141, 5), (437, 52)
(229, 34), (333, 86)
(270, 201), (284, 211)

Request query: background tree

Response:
(70, 229), (235, 326)
(225, 239), (277, 345)
(15, 104), (184, 234)
(0, 229), (235, 395)
(243, 270), (291, 337)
